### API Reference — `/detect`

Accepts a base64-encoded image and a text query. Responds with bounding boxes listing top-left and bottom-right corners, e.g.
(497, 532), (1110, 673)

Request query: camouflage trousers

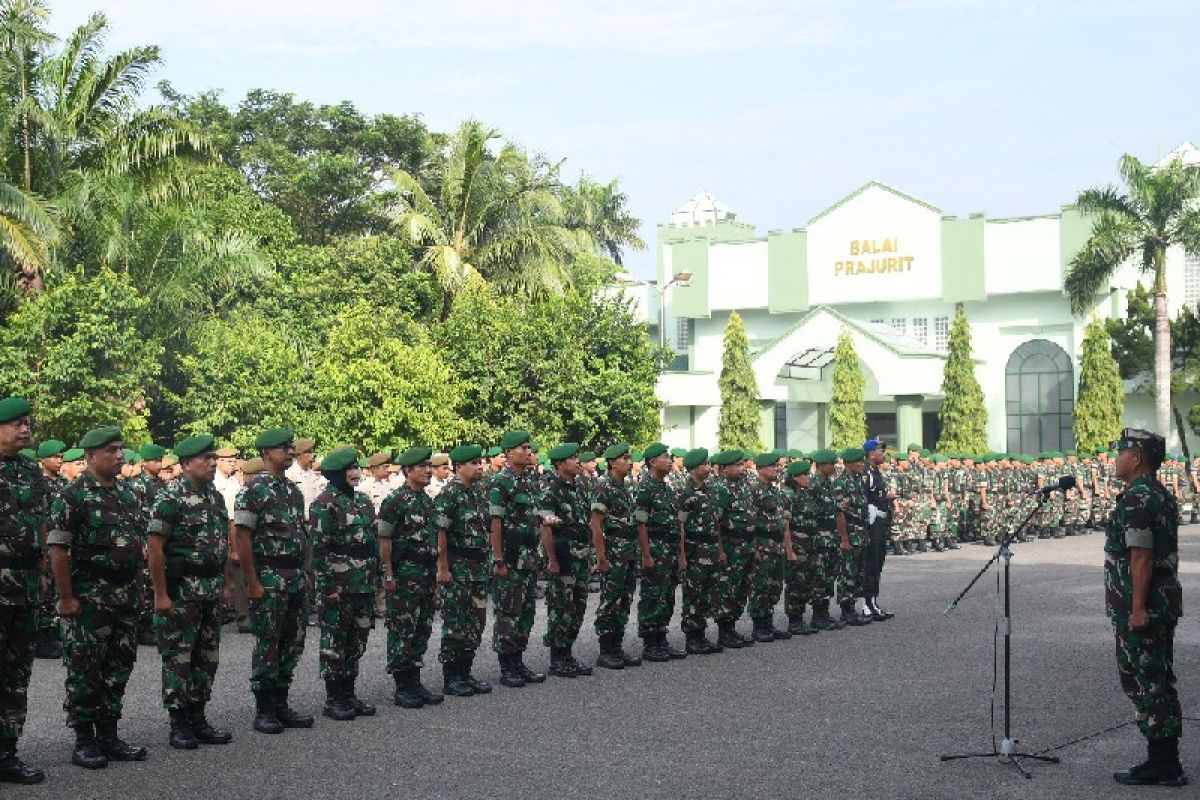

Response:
(930, 504), (951, 539)
(748, 540), (786, 621)
(491, 568), (537, 655)
(248, 572), (308, 693)
(891, 502), (914, 542)
(544, 554), (589, 649)
(637, 540), (678, 638)
(139, 566), (155, 638)
(837, 544), (867, 606)
(1039, 494), (1064, 530)
(783, 536), (818, 617)
(1114, 619), (1182, 742)
(593, 556), (637, 640)
(155, 592), (222, 712)
(0, 605), (35, 739)
(36, 560), (57, 644)
(680, 547), (721, 634)
(716, 538), (756, 626)
(810, 535), (840, 603)
(979, 505), (1004, 544)
(439, 561), (488, 663)
(61, 601), (138, 726)
(1092, 491), (1113, 528)
(321, 592), (372, 680)
(385, 576), (435, 673)
(1065, 494), (1091, 529)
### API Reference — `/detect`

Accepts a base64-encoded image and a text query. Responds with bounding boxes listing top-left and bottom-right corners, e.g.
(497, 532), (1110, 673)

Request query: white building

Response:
(626, 144), (1200, 453)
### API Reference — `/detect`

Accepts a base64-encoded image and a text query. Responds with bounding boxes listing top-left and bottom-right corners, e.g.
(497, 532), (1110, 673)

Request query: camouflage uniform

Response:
(34, 474), (65, 653)
(148, 477), (229, 714)
(748, 478), (789, 627)
(634, 471), (680, 639)
(714, 474), (755, 628)
(0, 454), (47, 742)
(490, 467), (542, 655)
(1105, 474), (1182, 743)
(541, 474), (591, 650)
(833, 470), (868, 609)
(378, 484), (436, 675)
(783, 479), (819, 621)
(129, 473), (165, 642)
(47, 472), (143, 727)
(592, 474), (639, 643)
(234, 474), (309, 694)
(808, 473), (840, 605)
(679, 476), (722, 635)
(311, 487), (377, 680)
(435, 477), (490, 664)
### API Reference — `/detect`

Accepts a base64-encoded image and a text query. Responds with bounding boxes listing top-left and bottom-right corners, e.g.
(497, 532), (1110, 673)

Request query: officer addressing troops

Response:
(1105, 429), (1187, 787)
(0, 398), (47, 784)
(146, 434), (235, 750)
(590, 443), (643, 669)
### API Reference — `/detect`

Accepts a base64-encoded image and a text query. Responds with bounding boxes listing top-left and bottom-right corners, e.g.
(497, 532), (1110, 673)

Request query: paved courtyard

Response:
(7, 529), (1199, 799)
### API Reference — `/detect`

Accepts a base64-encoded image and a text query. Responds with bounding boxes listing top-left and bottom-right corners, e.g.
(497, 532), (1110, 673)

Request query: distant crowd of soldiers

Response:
(1, 392), (1196, 785)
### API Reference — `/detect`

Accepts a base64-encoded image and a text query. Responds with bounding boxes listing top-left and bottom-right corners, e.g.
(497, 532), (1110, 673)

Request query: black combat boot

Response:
(549, 646), (579, 677)
(840, 602), (869, 627)
(752, 618), (775, 643)
(393, 670), (426, 707)
(443, 661), (475, 696)
(685, 632), (710, 655)
(641, 633), (671, 662)
(930, 537), (945, 552)
(347, 677), (376, 716)
(411, 666), (444, 704)
(274, 687), (314, 728)
(516, 653), (546, 684)
(916, 539), (928, 553)
(0, 737), (44, 784)
(323, 678), (357, 721)
(168, 710), (199, 749)
(945, 537), (961, 550)
(34, 633), (61, 659)
(497, 654), (526, 688)
(564, 647), (593, 675)
(190, 704), (232, 745)
(662, 634), (687, 659)
(71, 724), (107, 769)
(1113, 738), (1188, 786)
(619, 641), (642, 667)
(892, 540), (906, 556)
(596, 634), (626, 669)
(904, 541), (918, 555)
(868, 597), (894, 620)
(788, 614), (817, 636)
(716, 622), (744, 649)
(770, 619), (792, 640)
(252, 690), (283, 733)
(95, 719), (147, 761)
(463, 654), (492, 693)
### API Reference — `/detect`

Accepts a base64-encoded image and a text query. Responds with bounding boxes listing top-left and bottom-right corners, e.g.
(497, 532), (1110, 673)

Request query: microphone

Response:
(1033, 475), (1076, 496)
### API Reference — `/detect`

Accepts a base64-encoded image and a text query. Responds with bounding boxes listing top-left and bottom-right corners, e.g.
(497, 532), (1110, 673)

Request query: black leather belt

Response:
(256, 554), (303, 570)
(166, 560), (223, 579)
(327, 542), (377, 559)
(0, 552), (39, 570)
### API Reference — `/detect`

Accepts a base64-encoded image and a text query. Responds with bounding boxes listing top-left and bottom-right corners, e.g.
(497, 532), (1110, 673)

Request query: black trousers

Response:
(862, 517), (890, 598)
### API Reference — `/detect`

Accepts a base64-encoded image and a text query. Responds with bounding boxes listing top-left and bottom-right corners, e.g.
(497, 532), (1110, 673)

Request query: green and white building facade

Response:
(627, 143), (1200, 454)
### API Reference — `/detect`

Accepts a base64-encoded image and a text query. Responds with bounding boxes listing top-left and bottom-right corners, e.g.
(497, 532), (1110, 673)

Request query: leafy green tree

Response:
(717, 310), (762, 451)
(0, 266), (160, 443)
(1074, 318), (1124, 452)
(936, 304), (987, 453)
(1065, 153), (1200, 435)
(829, 328), (865, 449)
(561, 176), (645, 265)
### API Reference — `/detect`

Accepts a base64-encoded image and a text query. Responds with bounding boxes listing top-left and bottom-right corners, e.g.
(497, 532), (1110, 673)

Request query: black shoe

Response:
(168, 711), (199, 749)
(411, 667), (444, 704)
(1113, 759), (1188, 787)
(497, 654), (526, 688)
(916, 540), (928, 553)
(443, 661), (477, 696)
(96, 721), (147, 761)
(347, 679), (376, 716)
(788, 616), (818, 635)
(549, 647), (579, 678)
(252, 691), (283, 734)
(771, 622), (792, 640)
(904, 541), (917, 555)
(685, 633), (708, 655)
(716, 624), (744, 650)
(840, 607), (869, 627)
(0, 742), (44, 784)
(516, 656), (546, 684)
(931, 538), (945, 552)
(324, 679), (358, 720)
(752, 621), (775, 643)
(641, 634), (672, 662)
(392, 671), (426, 707)
(274, 688), (314, 728)
(463, 655), (493, 693)
(945, 539), (961, 550)
(564, 649), (594, 675)
(190, 705), (232, 745)
(71, 725), (107, 770)
(662, 636), (687, 659)
(596, 634), (626, 669)
(34, 638), (61, 660)
(619, 647), (642, 667)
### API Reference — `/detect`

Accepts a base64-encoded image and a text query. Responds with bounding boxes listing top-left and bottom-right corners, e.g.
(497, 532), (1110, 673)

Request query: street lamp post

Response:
(653, 270), (693, 349)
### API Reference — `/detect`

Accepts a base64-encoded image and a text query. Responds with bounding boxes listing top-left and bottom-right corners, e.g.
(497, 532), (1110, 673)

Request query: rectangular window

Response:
(890, 317), (907, 337)
(870, 318), (884, 325)
(675, 317), (692, 350)
(1185, 253), (1200, 308)
(934, 316), (950, 352)
(912, 317), (928, 346)
(774, 402), (788, 450)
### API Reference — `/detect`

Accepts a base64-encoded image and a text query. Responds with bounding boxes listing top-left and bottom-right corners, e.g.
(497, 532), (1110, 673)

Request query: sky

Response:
(52, 0), (1200, 279)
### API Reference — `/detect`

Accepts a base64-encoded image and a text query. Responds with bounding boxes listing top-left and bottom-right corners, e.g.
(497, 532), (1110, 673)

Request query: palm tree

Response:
(0, 0), (52, 192)
(1065, 153), (1200, 435)
(563, 176), (645, 265)
(389, 120), (581, 320)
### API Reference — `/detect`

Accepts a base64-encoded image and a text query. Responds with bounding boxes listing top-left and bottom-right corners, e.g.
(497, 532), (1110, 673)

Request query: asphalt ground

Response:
(7, 528), (1199, 800)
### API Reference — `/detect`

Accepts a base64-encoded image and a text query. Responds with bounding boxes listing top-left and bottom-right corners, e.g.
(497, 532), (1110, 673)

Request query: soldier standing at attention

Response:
(834, 448), (872, 627)
(309, 447), (378, 721)
(435, 444), (490, 697)
(33, 438), (66, 660)
(591, 443), (643, 669)
(748, 452), (795, 642)
(0, 398), (47, 784)
(712, 449), (757, 649)
(130, 442), (167, 647)
(541, 443), (594, 677)
(635, 443), (686, 662)
(48, 426), (147, 769)
(233, 427), (314, 734)
(782, 459), (820, 635)
(379, 446), (450, 708)
(678, 448), (724, 655)
(862, 438), (895, 621)
(489, 430), (547, 688)
(1106, 429), (1186, 787)
(147, 434), (235, 750)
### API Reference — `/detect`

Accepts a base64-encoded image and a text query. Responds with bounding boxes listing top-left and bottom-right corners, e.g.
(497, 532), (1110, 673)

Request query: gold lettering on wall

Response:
(835, 238), (915, 276)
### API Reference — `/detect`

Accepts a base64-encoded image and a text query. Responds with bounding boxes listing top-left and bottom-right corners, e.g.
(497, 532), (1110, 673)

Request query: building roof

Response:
(753, 304), (945, 367)
(671, 191), (736, 225)
(807, 180), (942, 225)
(1155, 141), (1200, 169)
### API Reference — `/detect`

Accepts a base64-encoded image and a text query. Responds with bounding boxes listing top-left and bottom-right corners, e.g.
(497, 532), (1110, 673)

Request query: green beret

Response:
(710, 450), (742, 467)
(786, 459), (812, 476)
(787, 449), (803, 459)
(930, 453), (948, 463)
(254, 427), (294, 449)
(548, 443), (580, 461)
(79, 426), (122, 450)
(683, 448), (709, 470)
(0, 397), (30, 424)
(602, 443), (630, 460)
(123, 448), (137, 463)
(36, 439), (66, 458)
(396, 446), (433, 467)
(643, 443), (669, 461)
(630, 449), (644, 461)
(321, 447), (359, 472)
(174, 434), (215, 459)
(18, 448), (34, 459)
(841, 447), (865, 463)
(919, 448), (931, 457)
(485, 445), (503, 458)
(139, 443), (167, 460)
(809, 448), (837, 465)
(754, 452), (778, 468)
(769, 449), (785, 460)
(499, 430), (530, 450)
(62, 448), (84, 463)
(670, 447), (688, 458)
(906, 442), (922, 452)
(449, 444), (483, 463)
(579, 451), (596, 463)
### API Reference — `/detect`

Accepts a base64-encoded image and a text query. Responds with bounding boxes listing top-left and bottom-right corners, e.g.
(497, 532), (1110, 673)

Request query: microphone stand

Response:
(939, 493), (1062, 779)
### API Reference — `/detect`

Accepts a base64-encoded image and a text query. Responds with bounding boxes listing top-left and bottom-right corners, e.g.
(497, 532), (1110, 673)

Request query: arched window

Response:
(1005, 339), (1074, 454)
